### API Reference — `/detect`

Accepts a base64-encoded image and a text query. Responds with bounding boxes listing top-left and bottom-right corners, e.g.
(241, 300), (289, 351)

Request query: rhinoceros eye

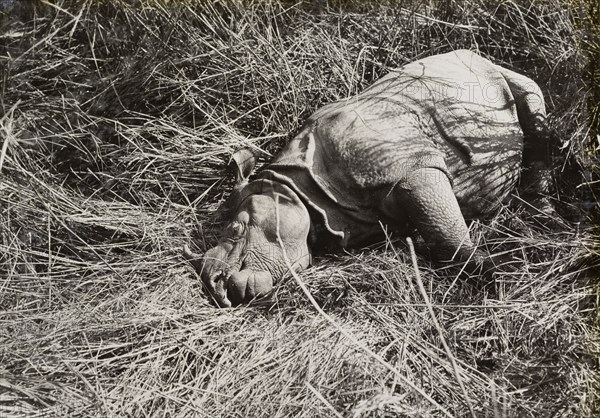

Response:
(229, 221), (244, 238)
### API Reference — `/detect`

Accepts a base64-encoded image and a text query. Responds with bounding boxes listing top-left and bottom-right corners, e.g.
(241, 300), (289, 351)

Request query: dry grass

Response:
(1, 0), (598, 417)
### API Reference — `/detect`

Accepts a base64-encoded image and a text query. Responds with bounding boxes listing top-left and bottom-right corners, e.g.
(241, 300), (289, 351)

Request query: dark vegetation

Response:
(1, 0), (598, 416)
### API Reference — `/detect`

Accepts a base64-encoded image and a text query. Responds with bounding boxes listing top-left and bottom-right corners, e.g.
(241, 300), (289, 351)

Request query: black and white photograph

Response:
(1, 0), (599, 416)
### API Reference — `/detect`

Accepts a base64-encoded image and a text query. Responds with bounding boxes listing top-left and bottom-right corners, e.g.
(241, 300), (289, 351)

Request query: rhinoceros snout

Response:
(183, 245), (233, 307)
(228, 269), (273, 306)
(198, 267), (232, 308)
(201, 255), (235, 307)
(206, 271), (232, 308)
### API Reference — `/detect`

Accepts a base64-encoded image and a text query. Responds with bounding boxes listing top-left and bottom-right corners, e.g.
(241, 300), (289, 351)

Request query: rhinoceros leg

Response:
(499, 67), (554, 210)
(393, 167), (488, 269)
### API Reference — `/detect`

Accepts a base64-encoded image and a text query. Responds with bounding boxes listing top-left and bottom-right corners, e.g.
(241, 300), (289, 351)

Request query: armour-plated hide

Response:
(185, 49), (552, 307)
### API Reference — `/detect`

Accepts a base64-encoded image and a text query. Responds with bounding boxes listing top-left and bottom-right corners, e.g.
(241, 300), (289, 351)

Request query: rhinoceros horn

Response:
(183, 244), (227, 305)
(183, 244), (231, 307)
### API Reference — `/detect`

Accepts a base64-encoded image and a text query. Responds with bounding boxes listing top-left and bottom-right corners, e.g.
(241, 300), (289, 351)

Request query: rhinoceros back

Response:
(261, 119), (450, 247)
(263, 50), (525, 247)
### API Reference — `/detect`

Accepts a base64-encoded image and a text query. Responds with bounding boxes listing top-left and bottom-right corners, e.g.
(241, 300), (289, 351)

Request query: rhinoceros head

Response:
(184, 150), (311, 307)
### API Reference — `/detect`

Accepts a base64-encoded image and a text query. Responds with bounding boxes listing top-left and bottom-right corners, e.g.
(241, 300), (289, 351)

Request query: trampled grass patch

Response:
(1, 1), (598, 417)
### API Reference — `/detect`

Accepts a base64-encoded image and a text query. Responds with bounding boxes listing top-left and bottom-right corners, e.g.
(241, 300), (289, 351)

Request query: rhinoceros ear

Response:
(231, 149), (256, 184)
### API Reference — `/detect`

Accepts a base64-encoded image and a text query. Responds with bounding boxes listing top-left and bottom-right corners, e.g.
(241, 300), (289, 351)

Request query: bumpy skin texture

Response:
(228, 270), (274, 306)
(263, 50), (549, 256)
(184, 176), (312, 308)
(186, 50), (552, 306)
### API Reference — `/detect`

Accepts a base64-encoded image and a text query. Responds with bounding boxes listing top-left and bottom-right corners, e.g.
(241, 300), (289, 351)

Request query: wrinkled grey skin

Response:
(185, 50), (554, 307)
(184, 150), (312, 307)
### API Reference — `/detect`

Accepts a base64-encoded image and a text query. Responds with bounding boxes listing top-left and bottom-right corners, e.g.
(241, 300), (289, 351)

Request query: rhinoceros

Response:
(184, 49), (552, 307)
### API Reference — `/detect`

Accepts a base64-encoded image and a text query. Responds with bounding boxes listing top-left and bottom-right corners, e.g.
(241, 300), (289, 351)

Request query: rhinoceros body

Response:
(185, 50), (551, 307)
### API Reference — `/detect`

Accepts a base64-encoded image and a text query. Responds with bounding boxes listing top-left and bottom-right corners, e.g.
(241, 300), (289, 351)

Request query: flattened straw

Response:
(0, 126), (9, 174)
(305, 382), (345, 418)
(0, 101), (20, 174)
(274, 196), (454, 418)
(406, 237), (476, 418)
